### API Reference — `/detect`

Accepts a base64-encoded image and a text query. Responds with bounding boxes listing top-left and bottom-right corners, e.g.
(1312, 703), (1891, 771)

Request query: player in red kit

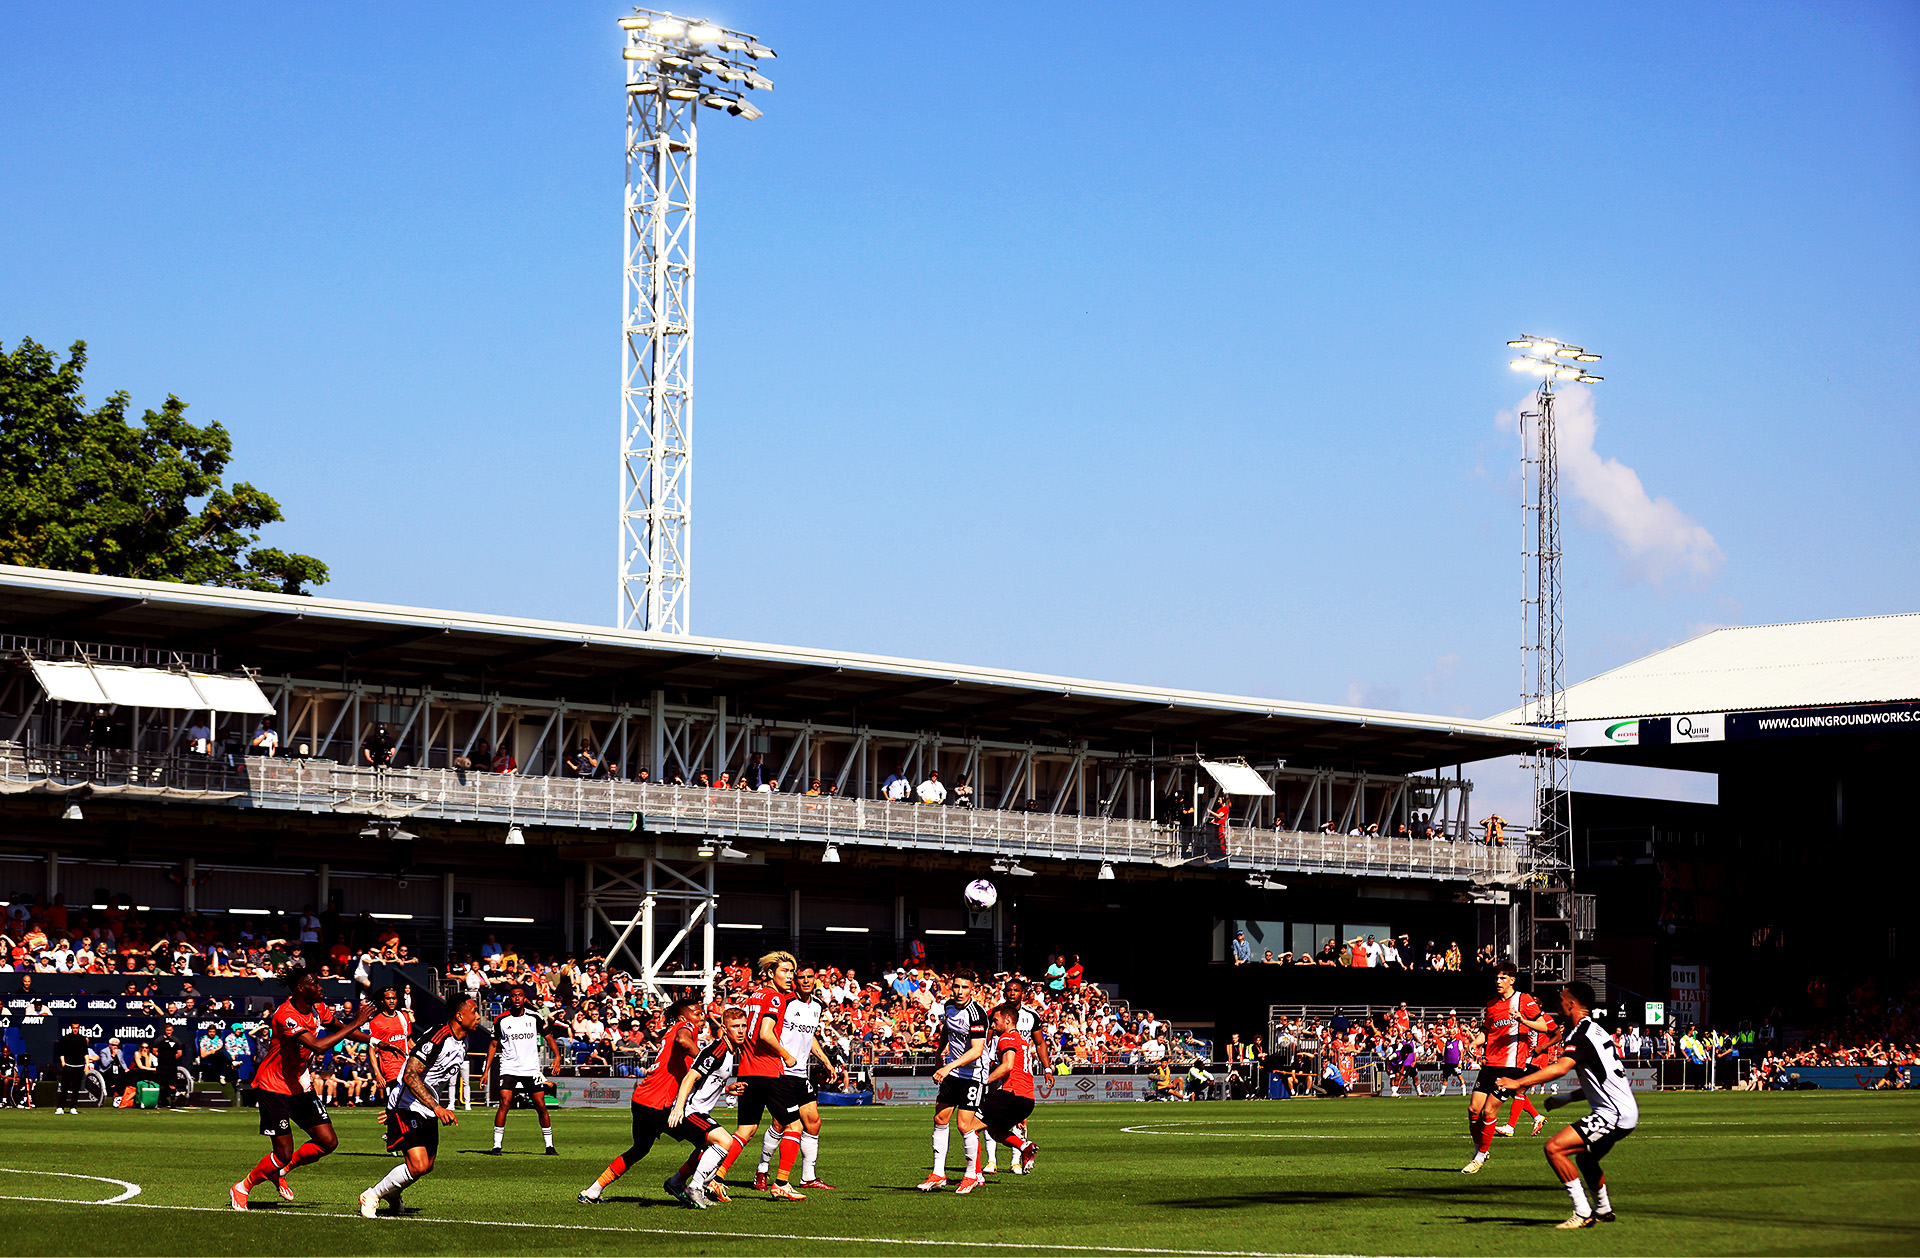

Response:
(717, 951), (806, 1201)
(976, 1003), (1038, 1188)
(230, 963), (374, 1209)
(1499, 1012), (1559, 1138)
(1460, 962), (1552, 1174)
(579, 995), (710, 1204)
(366, 986), (413, 1144)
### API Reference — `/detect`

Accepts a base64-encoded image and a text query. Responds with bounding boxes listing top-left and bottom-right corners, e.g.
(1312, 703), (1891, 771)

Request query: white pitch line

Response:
(0, 1189), (1417, 1258)
(0, 1168), (142, 1204)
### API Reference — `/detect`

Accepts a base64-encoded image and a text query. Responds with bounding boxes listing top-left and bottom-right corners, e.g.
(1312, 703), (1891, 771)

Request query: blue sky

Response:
(4, 2), (1916, 814)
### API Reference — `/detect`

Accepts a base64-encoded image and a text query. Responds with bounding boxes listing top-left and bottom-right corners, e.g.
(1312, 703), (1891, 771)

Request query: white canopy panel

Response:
(1200, 760), (1274, 796)
(28, 661), (274, 715)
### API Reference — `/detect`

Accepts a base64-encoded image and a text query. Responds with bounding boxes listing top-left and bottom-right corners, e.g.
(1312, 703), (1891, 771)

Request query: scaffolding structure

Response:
(617, 9), (774, 635)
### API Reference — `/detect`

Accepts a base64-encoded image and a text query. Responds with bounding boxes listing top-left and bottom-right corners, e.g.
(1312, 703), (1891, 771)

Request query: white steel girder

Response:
(619, 83), (697, 635)
(582, 854), (715, 1001)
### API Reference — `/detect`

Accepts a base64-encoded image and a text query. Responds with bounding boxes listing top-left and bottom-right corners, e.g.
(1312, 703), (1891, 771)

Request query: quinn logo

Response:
(1605, 721), (1640, 745)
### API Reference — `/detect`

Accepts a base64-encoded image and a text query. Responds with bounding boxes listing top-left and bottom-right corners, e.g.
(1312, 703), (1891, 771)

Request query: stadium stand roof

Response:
(0, 565), (1550, 774)
(1490, 612), (1920, 723)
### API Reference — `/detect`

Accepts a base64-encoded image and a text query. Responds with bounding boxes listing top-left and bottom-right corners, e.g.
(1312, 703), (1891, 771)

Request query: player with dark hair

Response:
(977, 1002), (1038, 1188)
(1496, 980), (1639, 1228)
(358, 993), (481, 1217)
(713, 951), (806, 1199)
(1460, 961), (1552, 1174)
(230, 964), (373, 1209)
(484, 983), (559, 1155)
(918, 968), (989, 1193)
(579, 995), (713, 1204)
(365, 986), (413, 1148)
(983, 978), (1050, 1175)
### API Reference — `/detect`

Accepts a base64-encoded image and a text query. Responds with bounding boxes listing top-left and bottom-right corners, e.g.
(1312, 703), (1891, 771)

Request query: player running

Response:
(1460, 962), (1552, 1174)
(1495, 981), (1638, 1228)
(983, 978), (1050, 1175)
(484, 984), (559, 1155)
(230, 963), (374, 1210)
(753, 962), (838, 1191)
(357, 993), (481, 1217)
(580, 995), (729, 1205)
(672, 1007), (754, 1207)
(977, 1002), (1038, 1187)
(366, 986), (413, 1148)
(1498, 1011), (1560, 1137)
(918, 969), (989, 1194)
(713, 952), (808, 1200)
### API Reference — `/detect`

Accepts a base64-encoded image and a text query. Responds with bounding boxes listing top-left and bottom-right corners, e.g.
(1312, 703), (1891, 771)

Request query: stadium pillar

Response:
(45, 849), (57, 900)
(713, 696), (728, 778)
(443, 872), (456, 964)
(184, 858), (196, 912)
(789, 888), (801, 947)
(650, 690), (666, 781)
(563, 875), (576, 954)
(315, 863), (328, 916)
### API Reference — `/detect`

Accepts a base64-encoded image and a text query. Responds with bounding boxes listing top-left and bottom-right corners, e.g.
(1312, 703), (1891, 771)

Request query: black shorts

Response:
(791, 1076), (819, 1107)
(737, 1076), (801, 1128)
(1571, 1113), (1634, 1158)
(385, 1107), (440, 1156)
(1473, 1066), (1528, 1097)
(258, 1090), (330, 1138)
(980, 1091), (1033, 1135)
(937, 1075), (985, 1113)
(626, 1101), (704, 1158)
(669, 1110), (718, 1144)
(1440, 1062), (1463, 1077)
(498, 1074), (542, 1097)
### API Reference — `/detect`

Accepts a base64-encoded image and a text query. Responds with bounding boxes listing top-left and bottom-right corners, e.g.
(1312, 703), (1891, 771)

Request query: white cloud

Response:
(1498, 386), (1725, 586)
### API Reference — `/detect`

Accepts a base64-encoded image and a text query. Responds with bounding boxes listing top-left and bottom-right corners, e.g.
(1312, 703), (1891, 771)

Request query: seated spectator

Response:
(491, 743), (518, 774)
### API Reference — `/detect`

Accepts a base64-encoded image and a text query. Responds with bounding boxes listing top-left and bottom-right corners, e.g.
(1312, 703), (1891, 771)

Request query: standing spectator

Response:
(1045, 956), (1068, 996)
(362, 722), (396, 771)
(1231, 930), (1252, 965)
(950, 775), (975, 808)
(491, 742), (518, 774)
(1208, 796), (1231, 856)
(744, 752), (772, 790)
(249, 717), (280, 757)
(882, 765), (911, 802)
(54, 1022), (90, 1113)
(916, 770), (947, 805)
(1066, 955), (1084, 993)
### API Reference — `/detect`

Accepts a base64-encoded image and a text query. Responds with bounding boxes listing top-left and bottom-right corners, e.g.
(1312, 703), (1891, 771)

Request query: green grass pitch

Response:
(0, 1093), (1914, 1255)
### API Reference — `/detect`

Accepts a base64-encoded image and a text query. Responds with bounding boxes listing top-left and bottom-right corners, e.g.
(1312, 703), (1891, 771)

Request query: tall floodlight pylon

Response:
(1506, 336), (1604, 985)
(618, 9), (775, 633)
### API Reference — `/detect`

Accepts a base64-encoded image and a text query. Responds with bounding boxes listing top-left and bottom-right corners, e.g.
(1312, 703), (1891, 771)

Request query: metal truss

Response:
(581, 852), (715, 999)
(619, 79), (697, 634)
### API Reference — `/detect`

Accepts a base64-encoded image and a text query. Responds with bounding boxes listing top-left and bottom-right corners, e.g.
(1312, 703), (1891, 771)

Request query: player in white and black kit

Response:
(983, 978), (1051, 1175)
(1496, 981), (1639, 1230)
(753, 963), (840, 1191)
(675, 1008), (754, 1207)
(917, 969), (989, 1193)
(483, 985), (559, 1155)
(357, 993), (482, 1217)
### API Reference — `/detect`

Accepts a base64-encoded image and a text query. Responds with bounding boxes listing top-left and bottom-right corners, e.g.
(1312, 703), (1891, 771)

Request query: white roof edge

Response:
(0, 565), (1555, 746)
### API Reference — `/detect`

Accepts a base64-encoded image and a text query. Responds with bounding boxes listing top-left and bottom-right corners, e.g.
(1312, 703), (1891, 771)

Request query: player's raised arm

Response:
(1496, 1052), (1576, 1092)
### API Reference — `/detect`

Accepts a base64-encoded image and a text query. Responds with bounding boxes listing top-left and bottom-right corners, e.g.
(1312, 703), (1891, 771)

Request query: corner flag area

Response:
(1, 1094), (1912, 1256)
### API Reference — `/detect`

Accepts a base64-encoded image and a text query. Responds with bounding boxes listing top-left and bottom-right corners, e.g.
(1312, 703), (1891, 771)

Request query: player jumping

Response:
(1460, 961), (1552, 1174)
(230, 963), (374, 1210)
(753, 962), (838, 1191)
(1495, 981), (1638, 1228)
(918, 969), (988, 1193)
(979, 1002), (1039, 1184)
(357, 993), (481, 1217)
(484, 984), (559, 1155)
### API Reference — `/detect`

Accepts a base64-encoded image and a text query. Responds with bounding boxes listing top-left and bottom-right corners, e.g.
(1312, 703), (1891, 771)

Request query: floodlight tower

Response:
(1505, 335), (1603, 986)
(618, 9), (775, 634)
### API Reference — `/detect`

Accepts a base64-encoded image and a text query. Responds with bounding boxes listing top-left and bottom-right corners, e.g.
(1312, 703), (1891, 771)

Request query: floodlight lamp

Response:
(660, 54), (689, 67)
(1555, 347), (1580, 358)
(696, 841), (717, 858)
(1532, 364), (1553, 375)
(62, 802), (83, 822)
(720, 844), (749, 860)
(618, 15), (650, 30)
(651, 18), (686, 37)
(1096, 861), (1115, 881)
(629, 81), (658, 94)
(695, 56), (724, 71)
(666, 85), (700, 99)
(717, 66), (746, 81)
(720, 38), (747, 51)
(623, 45), (657, 60)
(505, 826), (526, 846)
(745, 71), (773, 90)
(1574, 353), (1601, 362)
(1576, 374), (1603, 383)
(701, 93), (733, 109)
(821, 844), (841, 864)
(728, 100), (762, 120)
(747, 43), (775, 58)
(390, 827), (418, 843)
(1555, 368), (1579, 380)
(1506, 339), (1531, 348)
(688, 23), (724, 40)
(1509, 359), (1533, 371)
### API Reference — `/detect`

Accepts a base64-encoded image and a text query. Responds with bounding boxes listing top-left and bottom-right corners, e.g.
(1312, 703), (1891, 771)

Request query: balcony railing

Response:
(2, 742), (1519, 882)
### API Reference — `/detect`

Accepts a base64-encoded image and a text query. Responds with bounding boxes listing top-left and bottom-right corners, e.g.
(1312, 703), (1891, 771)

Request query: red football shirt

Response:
(1482, 991), (1542, 1069)
(738, 986), (789, 1079)
(630, 1018), (699, 1108)
(367, 1010), (413, 1085)
(992, 1030), (1034, 1099)
(255, 999), (332, 1095)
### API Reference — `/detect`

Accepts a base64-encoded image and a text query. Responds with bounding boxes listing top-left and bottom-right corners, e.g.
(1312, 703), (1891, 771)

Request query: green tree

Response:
(0, 337), (328, 595)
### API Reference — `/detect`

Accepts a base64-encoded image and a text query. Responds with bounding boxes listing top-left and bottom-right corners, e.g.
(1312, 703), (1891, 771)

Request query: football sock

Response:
(594, 1155), (629, 1190)
(931, 1123), (950, 1176)
(718, 1134), (746, 1177)
(984, 1135), (998, 1171)
(776, 1132), (800, 1184)
(1004, 1133), (1030, 1153)
(1594, 1184), (1612, 1213)
(962, 1129), (980, 1179)
(800, 1133), (819, 1182)
(693, 1142), (727, 1186)
(676, 1150), (701, 1179)
(757, 1126), (780, 1174)
(1475, 1120), (1495, 1155)
(1563, 1177), (1591, 1217)
(493, 1123), (505, 1149)
(370, 1163), (415, 1201)
(542, 1123), (554, 1149)
(1510, 1095), (1538, 1122)
(288, 1141), (326, 1170)
(243, 1153), (285, 1189)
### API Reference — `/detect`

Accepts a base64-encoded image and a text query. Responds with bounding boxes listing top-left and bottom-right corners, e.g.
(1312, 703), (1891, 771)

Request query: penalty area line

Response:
(0, 1193), (1406, 1258)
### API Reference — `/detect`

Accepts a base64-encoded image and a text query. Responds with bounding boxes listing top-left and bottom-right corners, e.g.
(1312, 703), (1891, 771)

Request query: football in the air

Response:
(964, 878), (998, 910)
